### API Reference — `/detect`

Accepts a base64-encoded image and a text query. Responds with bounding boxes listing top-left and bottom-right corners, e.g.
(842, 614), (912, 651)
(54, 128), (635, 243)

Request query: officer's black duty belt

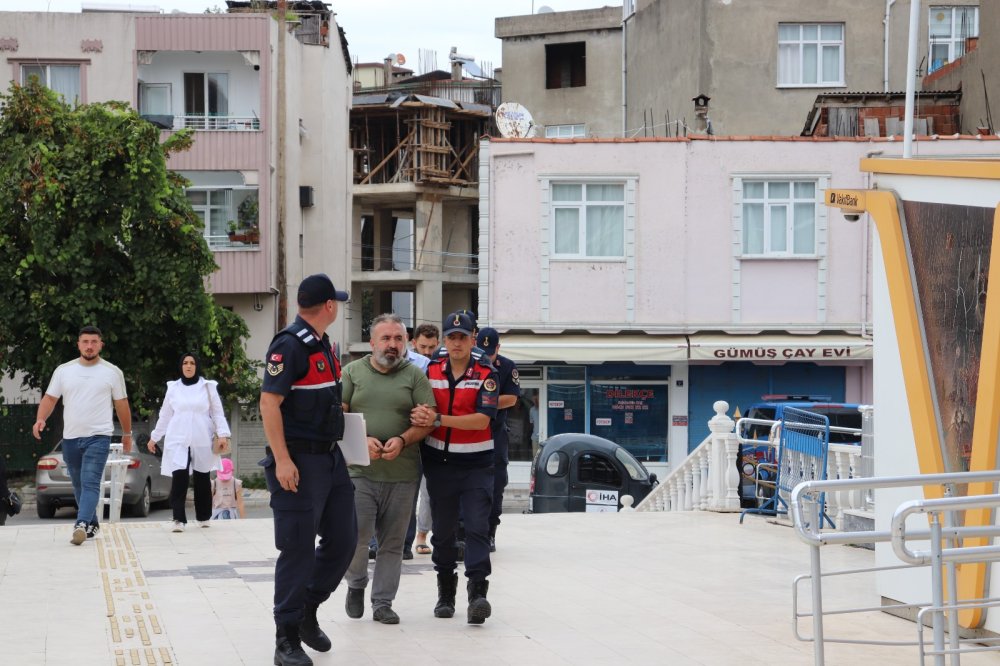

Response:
(267, 440), (336, 455)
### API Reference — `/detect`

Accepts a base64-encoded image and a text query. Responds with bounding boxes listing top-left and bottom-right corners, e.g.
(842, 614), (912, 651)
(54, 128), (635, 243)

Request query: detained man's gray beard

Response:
(373, 349), (403, 370)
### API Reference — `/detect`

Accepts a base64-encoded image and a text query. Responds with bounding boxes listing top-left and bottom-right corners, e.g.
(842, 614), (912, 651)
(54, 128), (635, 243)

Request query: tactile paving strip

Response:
(97, 524), (175, 666)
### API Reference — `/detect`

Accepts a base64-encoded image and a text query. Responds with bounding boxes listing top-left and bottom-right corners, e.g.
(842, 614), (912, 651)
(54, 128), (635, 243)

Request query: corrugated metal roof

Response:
(353, 93), (393, 106)
(460, 102), (491, 115)
(385, 94), (457, 109)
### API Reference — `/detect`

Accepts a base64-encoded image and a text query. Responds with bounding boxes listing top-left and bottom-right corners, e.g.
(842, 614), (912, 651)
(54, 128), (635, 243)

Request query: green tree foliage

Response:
(0, 81), (260, 411)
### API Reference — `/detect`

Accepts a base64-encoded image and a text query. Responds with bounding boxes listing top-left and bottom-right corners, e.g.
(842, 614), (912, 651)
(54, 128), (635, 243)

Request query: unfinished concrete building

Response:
(347, 73), (496, 351)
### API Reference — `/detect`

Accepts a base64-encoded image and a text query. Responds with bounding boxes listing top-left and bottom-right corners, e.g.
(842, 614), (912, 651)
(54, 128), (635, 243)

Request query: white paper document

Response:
(338, 412), (370, 466)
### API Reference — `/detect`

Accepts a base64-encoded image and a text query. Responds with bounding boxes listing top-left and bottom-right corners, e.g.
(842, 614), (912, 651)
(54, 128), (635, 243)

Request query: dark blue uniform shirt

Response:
(262, 316), (344, 444)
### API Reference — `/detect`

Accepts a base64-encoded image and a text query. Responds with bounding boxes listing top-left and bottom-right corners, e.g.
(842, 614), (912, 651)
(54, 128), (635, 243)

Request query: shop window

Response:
(577, 453), (621, 486)
(545, 42), (586, 89)
(507, 389), (539, 463)
(547, 366), (585, 380)
(546, 383), (586, 437)
(590, 382), (668, 462)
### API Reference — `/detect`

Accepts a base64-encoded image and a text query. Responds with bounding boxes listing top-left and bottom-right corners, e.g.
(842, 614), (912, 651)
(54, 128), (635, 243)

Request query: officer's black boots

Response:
(467, 580), (492, 625)
(434, 572), (458, 618)
(274, 624), (313, 666)
(299, 603), (331, 652)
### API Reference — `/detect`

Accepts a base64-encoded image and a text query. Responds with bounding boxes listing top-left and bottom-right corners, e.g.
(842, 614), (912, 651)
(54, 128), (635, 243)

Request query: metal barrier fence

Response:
(739, 408), (834, 527)
(789, 471), (1000, 665)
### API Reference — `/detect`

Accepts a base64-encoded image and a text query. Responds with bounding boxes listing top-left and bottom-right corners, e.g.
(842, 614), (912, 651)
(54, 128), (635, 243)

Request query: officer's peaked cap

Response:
(443, 311), (475, 336)
(476, 327), (501, 353)
(298, 273), (349, 307)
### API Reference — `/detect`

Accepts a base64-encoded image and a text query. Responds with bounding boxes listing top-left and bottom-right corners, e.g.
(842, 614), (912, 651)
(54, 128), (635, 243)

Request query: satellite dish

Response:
(495, 102), (536, 138)
(537, 5), (554, 13)
(396, 53), (406, 66)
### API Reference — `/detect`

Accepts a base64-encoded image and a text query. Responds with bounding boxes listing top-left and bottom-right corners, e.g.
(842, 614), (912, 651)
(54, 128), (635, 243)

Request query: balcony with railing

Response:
(138, 52), (263, 133)
(168, 115), (261, 132)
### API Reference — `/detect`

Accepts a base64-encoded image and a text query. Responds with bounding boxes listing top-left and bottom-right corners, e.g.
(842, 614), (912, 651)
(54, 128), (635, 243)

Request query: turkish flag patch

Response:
(270, 353), (283, 362)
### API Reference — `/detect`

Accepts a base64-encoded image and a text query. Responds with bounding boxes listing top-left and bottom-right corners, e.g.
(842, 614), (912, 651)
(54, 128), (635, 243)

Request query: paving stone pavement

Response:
(1, 511), (998, 665)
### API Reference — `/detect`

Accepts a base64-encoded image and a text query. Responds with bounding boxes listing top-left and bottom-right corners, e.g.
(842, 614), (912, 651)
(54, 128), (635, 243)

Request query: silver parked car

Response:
(34, 435), (171, 518)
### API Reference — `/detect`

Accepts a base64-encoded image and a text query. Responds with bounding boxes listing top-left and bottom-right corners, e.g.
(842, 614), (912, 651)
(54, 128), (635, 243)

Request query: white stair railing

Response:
(636, 400), (741, 512)
(635, 400), (867, 518)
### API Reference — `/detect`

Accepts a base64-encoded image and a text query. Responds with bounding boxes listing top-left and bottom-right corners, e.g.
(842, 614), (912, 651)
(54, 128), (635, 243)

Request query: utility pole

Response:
(276, 0), (288, 327)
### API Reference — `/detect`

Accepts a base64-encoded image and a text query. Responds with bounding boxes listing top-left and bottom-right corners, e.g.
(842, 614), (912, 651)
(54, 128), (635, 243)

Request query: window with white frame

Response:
(183, 174), (259, 250)
(139, 83), (172, 116)
(741, 180), (817, 256)
(20, 63), (82, 104)
(545, 124), (586, 139)
(551, 182), (626, 259)
(777, 23), (844, 87)
(929, 6), (979, 73)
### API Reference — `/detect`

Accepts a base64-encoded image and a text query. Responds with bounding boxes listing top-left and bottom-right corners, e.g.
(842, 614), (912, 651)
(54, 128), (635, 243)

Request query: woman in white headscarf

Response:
(148, 353), (230, 532)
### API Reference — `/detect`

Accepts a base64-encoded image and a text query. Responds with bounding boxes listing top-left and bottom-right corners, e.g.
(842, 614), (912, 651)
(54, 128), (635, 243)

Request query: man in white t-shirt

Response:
(33, 325), (132, 546)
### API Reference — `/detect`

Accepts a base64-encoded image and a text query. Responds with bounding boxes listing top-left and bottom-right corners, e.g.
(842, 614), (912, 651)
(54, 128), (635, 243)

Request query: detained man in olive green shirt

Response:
(341, 313), (435, 624)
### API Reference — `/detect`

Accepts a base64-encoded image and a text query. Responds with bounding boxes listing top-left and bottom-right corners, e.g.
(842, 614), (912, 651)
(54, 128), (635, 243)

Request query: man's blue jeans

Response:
(62, 436), (111, 526)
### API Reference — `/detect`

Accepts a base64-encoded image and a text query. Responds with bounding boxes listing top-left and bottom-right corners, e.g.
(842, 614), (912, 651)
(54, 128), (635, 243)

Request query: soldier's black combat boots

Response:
(274, 624), (312, 666)
(467, 579), (492, 624)
(299, 603), (331, 652)
(434, 572), (458, 618)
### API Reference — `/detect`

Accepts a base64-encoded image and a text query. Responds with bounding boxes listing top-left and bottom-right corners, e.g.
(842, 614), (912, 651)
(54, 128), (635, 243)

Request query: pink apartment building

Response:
(478, 135), (1000, 478)
(1, 6), (353, 366)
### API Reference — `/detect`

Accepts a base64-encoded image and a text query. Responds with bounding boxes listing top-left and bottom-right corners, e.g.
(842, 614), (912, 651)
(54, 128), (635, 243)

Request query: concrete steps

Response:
(503, 483), (530, 514)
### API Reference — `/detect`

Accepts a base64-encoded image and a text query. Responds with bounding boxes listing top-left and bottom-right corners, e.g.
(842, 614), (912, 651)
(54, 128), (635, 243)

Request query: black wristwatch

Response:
(433, 416), (442, 428)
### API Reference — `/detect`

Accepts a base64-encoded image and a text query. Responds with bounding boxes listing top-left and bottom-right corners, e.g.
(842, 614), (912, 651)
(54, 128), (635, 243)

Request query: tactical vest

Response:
(273, 320), (344, 444)
(423, 357), (494, 466)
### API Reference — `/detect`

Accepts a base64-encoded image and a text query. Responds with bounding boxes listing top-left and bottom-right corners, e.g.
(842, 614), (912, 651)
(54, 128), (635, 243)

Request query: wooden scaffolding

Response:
(351, 96), (489, 187)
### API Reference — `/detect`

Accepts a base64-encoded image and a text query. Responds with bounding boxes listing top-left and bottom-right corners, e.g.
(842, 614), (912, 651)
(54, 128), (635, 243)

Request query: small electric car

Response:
(529, 433), (658, 513)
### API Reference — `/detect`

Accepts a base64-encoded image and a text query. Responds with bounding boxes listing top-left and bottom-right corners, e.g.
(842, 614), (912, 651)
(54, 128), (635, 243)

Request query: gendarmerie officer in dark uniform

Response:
(410, 311), (500, 624)
(431, 308), (483, 559)
(475, 327), (520, 552)
(260, 274), (358, 666)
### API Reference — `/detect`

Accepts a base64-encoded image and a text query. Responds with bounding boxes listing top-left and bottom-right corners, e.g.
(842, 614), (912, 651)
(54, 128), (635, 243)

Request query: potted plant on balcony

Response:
(226, 196), (260, 244)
